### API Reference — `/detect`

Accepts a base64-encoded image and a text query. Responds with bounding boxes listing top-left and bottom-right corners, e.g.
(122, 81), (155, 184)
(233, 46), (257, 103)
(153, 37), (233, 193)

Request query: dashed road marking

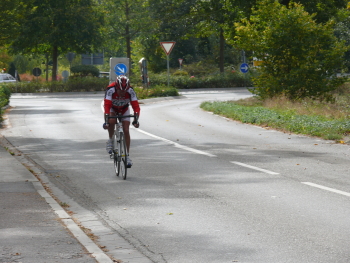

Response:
(135, 128), (217, 157)
(231, 161), (279, 175)
(302, 182), (350, 197)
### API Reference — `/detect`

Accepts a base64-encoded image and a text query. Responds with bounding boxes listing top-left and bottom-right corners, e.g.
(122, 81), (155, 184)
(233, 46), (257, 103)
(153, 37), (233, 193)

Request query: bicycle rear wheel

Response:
(113, 132), (120, 177)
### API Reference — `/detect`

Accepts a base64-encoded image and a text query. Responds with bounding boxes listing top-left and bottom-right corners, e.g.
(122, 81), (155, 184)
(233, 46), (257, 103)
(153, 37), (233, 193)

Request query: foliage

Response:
(334, 8), (350, 70)
(0, 47), (13, 70)
(173, 70), (189, 76)
(6, 77), (109, 93)
(0, 0), (26, 46)
(280, 0), (348, 23)
(70, 65), (100, 77)
(10, 0), (105, 81)
(134, 85), (179, 99)
(103, 0), (153, 67)
(200, 100), (350, 141)
(148, 72), (253, 89)
(0, 85), (11, 106)
(234, 0), (349, 100)
(0, 85), (11, 122)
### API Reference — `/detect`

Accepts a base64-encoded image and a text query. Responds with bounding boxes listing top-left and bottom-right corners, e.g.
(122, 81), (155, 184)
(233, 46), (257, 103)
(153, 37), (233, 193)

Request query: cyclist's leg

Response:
(106, 110), (117, 154)
(108, 109), (117, 139)
(121, 108), (131, 152)
(121, 109), (132, 167)
(122, 121), (131, 152)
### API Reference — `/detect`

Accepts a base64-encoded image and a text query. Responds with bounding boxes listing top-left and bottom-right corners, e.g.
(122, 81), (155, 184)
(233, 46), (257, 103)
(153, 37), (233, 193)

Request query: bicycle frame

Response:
(107, 114), (137, 179)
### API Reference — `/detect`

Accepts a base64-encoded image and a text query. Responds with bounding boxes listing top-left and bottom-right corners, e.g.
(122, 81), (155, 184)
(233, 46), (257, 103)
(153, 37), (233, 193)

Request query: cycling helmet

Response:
(116, 75), (130, 90)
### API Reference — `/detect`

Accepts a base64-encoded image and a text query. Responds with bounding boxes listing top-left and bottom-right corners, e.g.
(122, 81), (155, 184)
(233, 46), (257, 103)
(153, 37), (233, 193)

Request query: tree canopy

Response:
(1, 0), (350, 100)
(10, 0), (104, 80)
(235, 0), (349, 100)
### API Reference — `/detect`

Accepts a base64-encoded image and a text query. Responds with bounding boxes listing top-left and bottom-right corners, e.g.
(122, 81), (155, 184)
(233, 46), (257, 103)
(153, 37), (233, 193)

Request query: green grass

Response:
(200, 85), (350, 142)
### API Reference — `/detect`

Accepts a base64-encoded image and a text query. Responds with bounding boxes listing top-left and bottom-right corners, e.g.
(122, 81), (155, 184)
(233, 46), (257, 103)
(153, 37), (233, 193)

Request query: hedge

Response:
(0, 85), (11, 122)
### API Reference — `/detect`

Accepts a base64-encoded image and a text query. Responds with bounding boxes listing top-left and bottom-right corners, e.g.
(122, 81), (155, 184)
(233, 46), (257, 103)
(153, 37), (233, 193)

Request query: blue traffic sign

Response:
(240, 63), (249, 73)
(114, 63), (128, 76)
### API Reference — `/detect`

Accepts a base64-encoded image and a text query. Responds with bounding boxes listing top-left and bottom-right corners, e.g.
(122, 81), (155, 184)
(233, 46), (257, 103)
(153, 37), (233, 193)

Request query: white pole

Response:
(167, 55), (170, 87)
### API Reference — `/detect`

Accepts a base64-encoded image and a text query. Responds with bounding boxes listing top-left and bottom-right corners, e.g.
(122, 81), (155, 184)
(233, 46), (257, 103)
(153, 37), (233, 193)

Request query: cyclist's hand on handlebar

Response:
(103, 123), (109, 130)
(132, 120), (139, 128)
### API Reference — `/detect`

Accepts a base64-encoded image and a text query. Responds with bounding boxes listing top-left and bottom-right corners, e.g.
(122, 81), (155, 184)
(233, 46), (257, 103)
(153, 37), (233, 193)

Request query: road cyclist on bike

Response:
(103, 75), (140, 167)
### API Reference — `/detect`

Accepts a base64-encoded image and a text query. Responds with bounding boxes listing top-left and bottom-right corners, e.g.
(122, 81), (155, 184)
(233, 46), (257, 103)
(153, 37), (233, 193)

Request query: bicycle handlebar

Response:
(106, 114), (139, 122)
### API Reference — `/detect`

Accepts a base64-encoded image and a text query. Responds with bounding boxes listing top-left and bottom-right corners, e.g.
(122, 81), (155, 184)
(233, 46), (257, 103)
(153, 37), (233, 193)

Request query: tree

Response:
(188, 0), (241, 73)
(0, 0), (27, 46)
(234, 0), (349, 100)
(10, 0), (104, 81)
(280, 0), (347, 23)
(103, 0), (153, 69)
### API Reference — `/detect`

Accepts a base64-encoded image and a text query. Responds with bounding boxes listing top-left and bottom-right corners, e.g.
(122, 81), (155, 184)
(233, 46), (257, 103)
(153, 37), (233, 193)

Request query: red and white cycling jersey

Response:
(104, 83), (140, 116)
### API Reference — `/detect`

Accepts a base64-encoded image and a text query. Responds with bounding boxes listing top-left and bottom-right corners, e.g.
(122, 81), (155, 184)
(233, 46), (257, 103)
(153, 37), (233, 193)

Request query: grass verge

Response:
(200, 85), (350, 142)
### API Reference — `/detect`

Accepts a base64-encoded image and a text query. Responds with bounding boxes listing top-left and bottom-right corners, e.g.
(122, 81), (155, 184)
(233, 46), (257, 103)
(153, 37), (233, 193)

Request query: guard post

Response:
(139, 58), (149, 88)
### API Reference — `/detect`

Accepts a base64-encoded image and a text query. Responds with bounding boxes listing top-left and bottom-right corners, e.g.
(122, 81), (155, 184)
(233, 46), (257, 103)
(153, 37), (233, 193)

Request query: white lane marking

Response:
(302, 182), (350, 197)
(135, 128), (217, 157)
(231, 161), (279, 175)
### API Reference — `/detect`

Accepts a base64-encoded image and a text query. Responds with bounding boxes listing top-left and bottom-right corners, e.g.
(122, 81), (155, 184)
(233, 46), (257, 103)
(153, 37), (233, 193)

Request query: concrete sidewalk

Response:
(0, 138), (106, 263)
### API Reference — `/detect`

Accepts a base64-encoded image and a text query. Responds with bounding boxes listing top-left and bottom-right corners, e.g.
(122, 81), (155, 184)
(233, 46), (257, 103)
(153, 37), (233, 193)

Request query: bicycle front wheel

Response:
(119, 132), (128, 180)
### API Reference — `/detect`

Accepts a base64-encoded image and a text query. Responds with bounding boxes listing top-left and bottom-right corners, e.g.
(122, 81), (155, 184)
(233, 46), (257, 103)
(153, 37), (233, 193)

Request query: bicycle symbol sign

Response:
(114, 63), (128, 76)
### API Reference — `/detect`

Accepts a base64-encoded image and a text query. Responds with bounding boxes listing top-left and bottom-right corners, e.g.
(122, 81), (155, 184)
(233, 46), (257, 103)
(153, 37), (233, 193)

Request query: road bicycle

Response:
(107, 114), (137, 180)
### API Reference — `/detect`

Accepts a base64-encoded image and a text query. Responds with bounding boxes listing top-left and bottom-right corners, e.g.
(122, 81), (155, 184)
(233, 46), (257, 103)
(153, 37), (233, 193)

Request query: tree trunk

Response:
(219, 28), (225, 73)
(45, 53), (49, 82)
(125, 0), (132, 75)
(52, 46), (58, 81)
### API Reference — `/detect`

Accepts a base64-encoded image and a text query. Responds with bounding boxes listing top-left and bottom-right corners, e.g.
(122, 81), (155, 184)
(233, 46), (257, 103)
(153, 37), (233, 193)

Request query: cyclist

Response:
(103, 75), (140, 167)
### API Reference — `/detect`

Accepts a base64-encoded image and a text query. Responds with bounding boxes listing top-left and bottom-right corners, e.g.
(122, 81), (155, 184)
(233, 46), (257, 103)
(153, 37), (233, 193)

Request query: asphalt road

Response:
(3, 89), (350, 263)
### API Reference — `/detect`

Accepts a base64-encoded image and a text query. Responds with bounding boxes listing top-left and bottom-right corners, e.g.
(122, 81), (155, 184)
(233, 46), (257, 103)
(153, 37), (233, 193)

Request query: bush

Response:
(173, 70), (189, 76)
(134, 85), (179, 99)
(6, 77), (109, 93)
(149, 72), (253, 89)
(234, 0), (349, 100)
(70, 65), (100, 77)
(0, 85), (11, 107)
(0, 85), (11, 122)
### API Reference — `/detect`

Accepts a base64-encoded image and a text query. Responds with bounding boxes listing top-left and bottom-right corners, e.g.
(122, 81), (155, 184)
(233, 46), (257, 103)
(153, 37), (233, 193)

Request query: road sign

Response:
(178, 59), (183, 65)
(160, 42), (176, 56)
(33, 68), (42, 77)
(110, 58), (130, 81)
(240, 63), (249, 73)
(62, 70), (69, 78)
(114, 63), (128, 76)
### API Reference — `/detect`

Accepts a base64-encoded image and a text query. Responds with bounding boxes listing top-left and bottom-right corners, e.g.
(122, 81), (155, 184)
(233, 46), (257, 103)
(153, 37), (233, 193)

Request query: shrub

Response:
(173, 70), (189, 76)
(70, 65), (100, 77)
(134, 85), (179, 99)
(0, 85), (11, 122)
(149, 72), (253, 89)
(6, 77), (109, 93)
(234, 0), (349, 100)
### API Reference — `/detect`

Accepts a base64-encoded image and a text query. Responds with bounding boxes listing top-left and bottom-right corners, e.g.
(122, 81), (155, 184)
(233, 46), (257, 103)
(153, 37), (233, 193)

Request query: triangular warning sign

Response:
(160, 42), (176, 56)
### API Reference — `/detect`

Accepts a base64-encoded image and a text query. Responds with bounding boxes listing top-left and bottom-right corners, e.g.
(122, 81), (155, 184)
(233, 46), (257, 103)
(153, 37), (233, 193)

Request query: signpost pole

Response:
(167, 55), (170, 87)
(160, 41), (176, 87)
(240, 63), (249, 88)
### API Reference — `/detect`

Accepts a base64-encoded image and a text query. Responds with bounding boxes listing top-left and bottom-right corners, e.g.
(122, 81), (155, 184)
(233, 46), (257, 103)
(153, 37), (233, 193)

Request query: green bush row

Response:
(6, 77), (109, 93)
(200, 101), (350, 140)
(134, 85), (179, 99)
(0, 85), (11, 122)
(148, 72), (253, 89)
